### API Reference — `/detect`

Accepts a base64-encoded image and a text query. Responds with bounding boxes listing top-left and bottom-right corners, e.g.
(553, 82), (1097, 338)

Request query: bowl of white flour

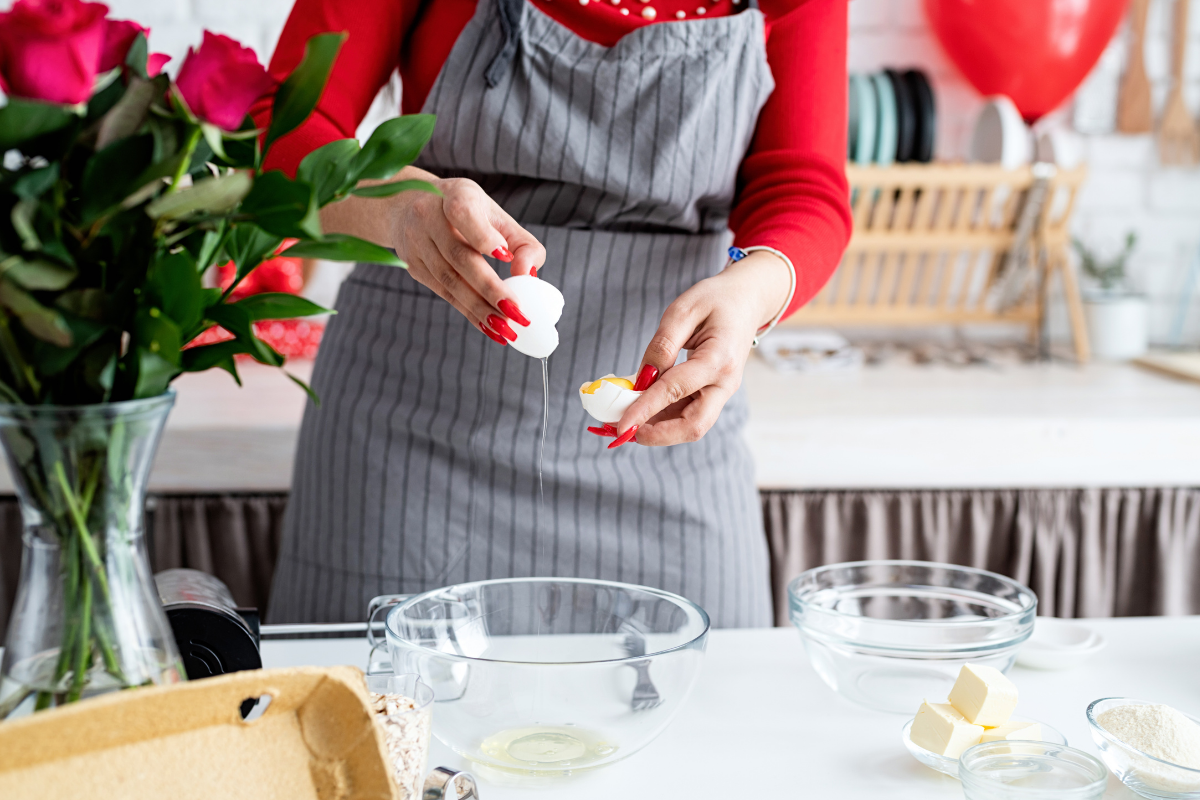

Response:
(1087, 697), (1200, 798)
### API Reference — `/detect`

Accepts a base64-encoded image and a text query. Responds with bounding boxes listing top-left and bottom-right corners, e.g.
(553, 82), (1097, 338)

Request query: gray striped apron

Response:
(268, 0), (776, 628)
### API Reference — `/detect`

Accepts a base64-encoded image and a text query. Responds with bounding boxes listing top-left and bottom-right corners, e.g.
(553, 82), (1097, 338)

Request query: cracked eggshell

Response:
(503, 274), (564, 359)
(579, 374), (642, 424)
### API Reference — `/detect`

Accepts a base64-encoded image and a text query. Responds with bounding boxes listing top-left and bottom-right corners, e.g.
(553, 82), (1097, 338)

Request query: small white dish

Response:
(902, 716), (1066, 779)
(1017, 617), (1106, 671)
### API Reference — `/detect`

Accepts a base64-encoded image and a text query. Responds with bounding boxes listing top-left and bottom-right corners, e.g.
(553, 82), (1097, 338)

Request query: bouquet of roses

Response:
(0, 0), (436, 717)
(0, 0), (433, 406)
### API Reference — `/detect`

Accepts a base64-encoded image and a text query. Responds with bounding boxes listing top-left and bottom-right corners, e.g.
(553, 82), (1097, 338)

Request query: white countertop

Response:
(263, 616), (1200, 799)
(2, 356), (1195, 493)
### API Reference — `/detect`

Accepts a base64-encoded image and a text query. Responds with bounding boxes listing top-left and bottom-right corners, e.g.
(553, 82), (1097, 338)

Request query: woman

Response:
(260, 0), (850, 627)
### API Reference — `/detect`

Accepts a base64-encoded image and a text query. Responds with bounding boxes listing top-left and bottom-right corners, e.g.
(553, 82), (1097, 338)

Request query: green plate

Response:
(872, 71), (897, 166)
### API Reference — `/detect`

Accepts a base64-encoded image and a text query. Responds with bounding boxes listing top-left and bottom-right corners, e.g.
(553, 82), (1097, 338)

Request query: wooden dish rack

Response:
(782, 162), (1091, 362)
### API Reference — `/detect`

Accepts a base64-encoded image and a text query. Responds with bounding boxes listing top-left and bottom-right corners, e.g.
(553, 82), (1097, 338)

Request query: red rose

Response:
(98, 18), (145, 73)
(175, 31), (274, 131)
(0, 0), (109, 105)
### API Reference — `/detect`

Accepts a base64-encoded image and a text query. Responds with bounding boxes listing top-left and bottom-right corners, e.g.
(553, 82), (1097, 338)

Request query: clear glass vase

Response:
(0, 393), (184, 718)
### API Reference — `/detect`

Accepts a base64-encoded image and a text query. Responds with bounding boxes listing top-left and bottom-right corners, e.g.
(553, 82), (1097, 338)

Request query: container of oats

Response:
(366, 673), (435, 800)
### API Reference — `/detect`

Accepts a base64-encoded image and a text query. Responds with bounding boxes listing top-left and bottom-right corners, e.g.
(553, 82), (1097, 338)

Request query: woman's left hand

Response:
(614, 251), (792, 447)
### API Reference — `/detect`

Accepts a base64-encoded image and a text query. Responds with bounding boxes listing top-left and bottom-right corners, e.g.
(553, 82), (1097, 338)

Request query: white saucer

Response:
(1016, 617), (1107, 671)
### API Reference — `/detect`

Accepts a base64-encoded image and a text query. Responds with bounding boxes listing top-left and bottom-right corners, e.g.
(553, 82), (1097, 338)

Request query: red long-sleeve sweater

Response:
(257, 0), (850, 317)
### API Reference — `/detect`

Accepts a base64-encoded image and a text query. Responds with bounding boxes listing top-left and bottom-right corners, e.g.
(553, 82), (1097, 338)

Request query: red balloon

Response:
(924, 0), (1128, 122)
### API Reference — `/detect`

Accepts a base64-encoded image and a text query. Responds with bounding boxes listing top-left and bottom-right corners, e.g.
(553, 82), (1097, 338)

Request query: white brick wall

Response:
(106, 0), (1200, 345)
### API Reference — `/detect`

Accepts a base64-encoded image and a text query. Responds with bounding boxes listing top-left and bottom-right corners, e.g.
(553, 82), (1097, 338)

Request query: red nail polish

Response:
(608, 425), (638, 449)
(529, 267), (537, 278)
(487, 314), (518, 342)
(587, 426), (616, 437)
(492, 247), (514, 262)
(497, 299), (531, 327)
(633, 364), (659, 392)
(480, 324), (507, 346)
(602, 423), (619, 435)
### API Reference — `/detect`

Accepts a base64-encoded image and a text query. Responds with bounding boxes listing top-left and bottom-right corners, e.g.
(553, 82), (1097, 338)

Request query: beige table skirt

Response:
(1, 488), (1197, 639)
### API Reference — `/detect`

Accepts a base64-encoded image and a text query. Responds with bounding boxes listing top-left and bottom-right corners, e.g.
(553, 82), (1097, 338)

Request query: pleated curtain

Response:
(2, 488), (1199, 641)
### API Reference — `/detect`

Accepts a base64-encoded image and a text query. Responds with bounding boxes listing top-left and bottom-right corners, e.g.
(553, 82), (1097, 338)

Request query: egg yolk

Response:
(581, 377), (635, 394)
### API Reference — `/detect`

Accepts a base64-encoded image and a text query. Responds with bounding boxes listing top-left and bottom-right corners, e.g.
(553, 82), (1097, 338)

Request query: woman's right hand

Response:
(388, 176), (546, 343)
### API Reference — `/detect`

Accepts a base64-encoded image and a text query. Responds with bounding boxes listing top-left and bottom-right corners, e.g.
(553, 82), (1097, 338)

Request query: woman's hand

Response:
(612, 251), (791, 447)
(321, 168), (546, 343)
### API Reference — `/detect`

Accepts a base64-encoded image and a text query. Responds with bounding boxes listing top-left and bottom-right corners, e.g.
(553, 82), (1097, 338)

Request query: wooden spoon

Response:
(1117, 0), (1153, 133)
(1160, 0), (1200, 164)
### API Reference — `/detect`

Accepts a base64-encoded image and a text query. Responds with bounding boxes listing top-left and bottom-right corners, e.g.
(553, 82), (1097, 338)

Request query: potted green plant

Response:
(1074, 233), (1148, 360)
(0, 0), (434, 719)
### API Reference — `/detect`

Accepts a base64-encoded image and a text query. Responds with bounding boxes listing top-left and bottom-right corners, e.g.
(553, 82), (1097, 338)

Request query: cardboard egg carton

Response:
(0, 666), (398, 800)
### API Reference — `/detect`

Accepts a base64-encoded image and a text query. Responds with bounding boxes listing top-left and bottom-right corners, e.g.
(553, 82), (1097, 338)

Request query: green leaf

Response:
(226, 224), (283, 279)
(133, 347), (178, 399)
(146, 170), (253, 220)
(349, 115), (436, 183)
(80, 133), (155, 222)
(125, 32), (150, 79)
(32, 315), (106, 376)
(297, 138), (360, 206)
(11, 200), (40, 251)
(94, 76), (160, 150)
(235, 292), (331, 321)
(283, 233), (405, 267)
(200, 122), (227, 161)
(263, 32), (347, 154)
(285, 370), (320, 406)
(238, 170), (320, 239)
(350, 179), (441, 199)
(205, 303), (282, 366)
(0, 98), (80, 151)
(55, 289), (106, 321)
(0, 256), (76, 291)
(134, 307), (182, 367)
(0, 279), (71, 347)
(181, 338), (247, 382)
(148, 251), (203, 331)
(12, 164), (59, 200)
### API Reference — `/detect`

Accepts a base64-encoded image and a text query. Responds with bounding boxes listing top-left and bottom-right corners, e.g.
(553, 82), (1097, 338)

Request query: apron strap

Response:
(485, 0), (525, 88)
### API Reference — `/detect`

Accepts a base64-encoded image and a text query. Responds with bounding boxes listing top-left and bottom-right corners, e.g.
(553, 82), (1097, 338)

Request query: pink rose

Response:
(147, 53), (170, 77)
(98, 18), (145, 73)
(175, 31), (274, 131)
(0, 0), (109, 105)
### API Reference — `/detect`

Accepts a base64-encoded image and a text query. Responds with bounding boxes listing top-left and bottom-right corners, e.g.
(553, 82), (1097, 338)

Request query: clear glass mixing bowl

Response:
(788, 560), (1037, 714)
(384, 577), (709, 776)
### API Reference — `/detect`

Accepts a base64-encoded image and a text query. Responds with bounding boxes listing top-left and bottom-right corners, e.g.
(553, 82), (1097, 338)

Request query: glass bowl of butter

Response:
(788, 561), (1037, 713)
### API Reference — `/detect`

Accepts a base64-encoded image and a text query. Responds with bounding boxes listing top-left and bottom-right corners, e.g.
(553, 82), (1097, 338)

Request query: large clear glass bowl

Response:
(1086, 697), (1200, 798)
(788, 560), (1037, 714)
(385, 577), (709, 776)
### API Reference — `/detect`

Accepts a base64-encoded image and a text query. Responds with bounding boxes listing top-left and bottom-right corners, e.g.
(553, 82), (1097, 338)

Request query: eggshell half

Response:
(579, 374), (642, 424)
(503, 275), (564, 359)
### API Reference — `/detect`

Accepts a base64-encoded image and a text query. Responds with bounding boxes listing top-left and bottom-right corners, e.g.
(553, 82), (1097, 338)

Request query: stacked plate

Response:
(848, 69), (935, 165)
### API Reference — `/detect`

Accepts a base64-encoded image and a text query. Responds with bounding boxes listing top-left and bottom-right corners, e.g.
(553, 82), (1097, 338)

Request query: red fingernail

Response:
(530, 267), (537, 278)
(492, 247), (514, 262)
(608, 425), (638, 449)
(480, 324), (507, 346)
(497, 299), (531, 327)
(487, 314), (518, 342)
(587, 426), (616, 437)
(633, 364), (659, 392)
(602, 423), (618, 435)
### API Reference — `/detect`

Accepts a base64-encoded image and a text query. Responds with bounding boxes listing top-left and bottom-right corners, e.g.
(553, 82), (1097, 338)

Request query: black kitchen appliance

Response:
(155, 569), (262, 679)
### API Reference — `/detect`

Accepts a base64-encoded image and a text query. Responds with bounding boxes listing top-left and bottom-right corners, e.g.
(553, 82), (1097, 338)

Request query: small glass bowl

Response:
(788, 560), (1037, 713)
(959, 740), (1107, 799)
(1086, 697), (1200, 799)
(901, 716), (1066, 779)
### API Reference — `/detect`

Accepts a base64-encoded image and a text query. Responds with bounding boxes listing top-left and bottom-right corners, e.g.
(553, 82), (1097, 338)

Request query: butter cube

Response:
(980, 721), (1042, 754)
(948, 664), (1018, 727)
(911, 701), (985, 758)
